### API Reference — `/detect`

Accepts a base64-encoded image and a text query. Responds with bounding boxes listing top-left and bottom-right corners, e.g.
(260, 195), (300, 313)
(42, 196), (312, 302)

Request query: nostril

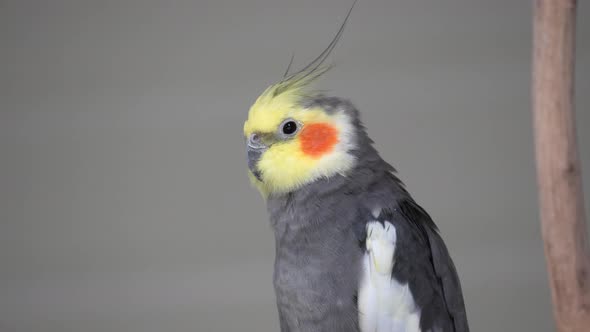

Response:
(249, 133), (261, 146)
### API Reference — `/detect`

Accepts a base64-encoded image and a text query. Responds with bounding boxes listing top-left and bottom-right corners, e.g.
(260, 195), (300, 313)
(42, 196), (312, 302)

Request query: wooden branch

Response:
(532, 0), (590, 331)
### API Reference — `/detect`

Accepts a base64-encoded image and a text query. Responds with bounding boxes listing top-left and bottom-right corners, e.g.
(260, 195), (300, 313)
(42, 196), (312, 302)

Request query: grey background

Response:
(1, 0), (589, 331)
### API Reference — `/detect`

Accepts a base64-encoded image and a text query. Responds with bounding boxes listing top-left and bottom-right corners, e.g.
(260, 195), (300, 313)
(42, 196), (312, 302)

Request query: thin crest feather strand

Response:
(270, 0), (357, 98)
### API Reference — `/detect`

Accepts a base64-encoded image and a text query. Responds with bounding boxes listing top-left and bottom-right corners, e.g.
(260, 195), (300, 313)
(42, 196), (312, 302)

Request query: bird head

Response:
(244, 79), (358, 197)
(243, 3), (361, 197)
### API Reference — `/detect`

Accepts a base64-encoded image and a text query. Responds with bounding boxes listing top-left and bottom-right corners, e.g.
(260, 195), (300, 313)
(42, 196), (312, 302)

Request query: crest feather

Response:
(263, 0), (356, 100)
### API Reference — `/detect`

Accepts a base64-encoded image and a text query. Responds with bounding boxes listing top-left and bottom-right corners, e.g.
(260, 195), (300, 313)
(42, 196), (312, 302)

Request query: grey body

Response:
(265, 97), (469, 332)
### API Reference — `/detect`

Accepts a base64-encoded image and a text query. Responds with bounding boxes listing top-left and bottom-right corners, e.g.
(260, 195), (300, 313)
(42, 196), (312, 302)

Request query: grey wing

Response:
(396, 199), (470, 332)
(356, 198), (469, 332)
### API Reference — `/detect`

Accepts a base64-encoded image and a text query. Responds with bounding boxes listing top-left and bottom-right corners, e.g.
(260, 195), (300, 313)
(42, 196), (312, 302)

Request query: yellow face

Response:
(244, 86), (356, 196)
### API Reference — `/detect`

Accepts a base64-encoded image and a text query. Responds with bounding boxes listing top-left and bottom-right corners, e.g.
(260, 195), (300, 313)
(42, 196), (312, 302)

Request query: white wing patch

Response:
(358, 220), (422, 332)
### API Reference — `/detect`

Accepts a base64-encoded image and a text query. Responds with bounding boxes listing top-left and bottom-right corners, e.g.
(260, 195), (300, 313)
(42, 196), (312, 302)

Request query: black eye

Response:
(282, 121), (297, 135)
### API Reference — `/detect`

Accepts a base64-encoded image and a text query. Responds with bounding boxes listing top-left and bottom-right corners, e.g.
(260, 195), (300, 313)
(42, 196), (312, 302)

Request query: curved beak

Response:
(247, 147), (266, 181)
(246, 133), (268, 181)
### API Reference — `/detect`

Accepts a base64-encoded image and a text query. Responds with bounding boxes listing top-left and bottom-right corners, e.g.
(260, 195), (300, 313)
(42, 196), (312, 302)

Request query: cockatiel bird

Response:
(243, 5), (469, 332)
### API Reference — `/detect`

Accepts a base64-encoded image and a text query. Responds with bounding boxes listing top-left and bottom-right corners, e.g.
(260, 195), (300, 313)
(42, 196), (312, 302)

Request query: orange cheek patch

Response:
(299, 123), (339, 158)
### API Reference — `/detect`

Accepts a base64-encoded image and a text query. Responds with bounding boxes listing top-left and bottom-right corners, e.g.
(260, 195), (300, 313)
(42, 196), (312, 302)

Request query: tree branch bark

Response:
(532, 0), (590, 331)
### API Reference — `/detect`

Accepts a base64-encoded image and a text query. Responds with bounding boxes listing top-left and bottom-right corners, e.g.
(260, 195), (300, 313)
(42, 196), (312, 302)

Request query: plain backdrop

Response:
(1, 1), (590, 331)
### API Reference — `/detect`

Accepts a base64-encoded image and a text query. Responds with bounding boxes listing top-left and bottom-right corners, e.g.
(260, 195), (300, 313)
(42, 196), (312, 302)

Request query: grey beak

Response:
(247, 133), (267, 181)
